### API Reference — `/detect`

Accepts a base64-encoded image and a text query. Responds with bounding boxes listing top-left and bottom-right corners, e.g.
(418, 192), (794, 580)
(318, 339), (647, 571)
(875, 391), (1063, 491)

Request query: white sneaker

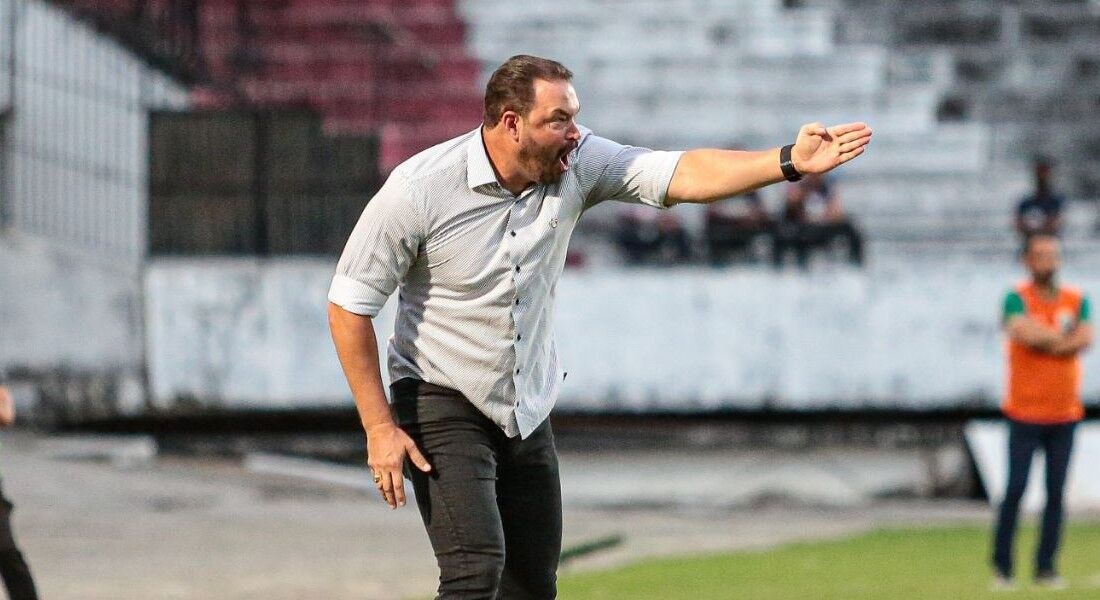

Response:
(1034, 573), (1068, 590)
(990, 574), (1018, 592)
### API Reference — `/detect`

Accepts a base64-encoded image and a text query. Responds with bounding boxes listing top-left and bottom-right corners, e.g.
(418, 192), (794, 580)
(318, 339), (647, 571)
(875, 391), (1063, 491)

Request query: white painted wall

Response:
(2, 0), (188, 265)
(144, 258), (394, 409)
(0, 0), (187, 379)
(143, 255), (1100, 412)
(0, 232), (142, 369)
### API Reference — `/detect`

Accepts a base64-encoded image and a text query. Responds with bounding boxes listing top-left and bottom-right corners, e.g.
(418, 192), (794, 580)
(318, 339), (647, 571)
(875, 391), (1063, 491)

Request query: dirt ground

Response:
(2, 431), (1005, 600)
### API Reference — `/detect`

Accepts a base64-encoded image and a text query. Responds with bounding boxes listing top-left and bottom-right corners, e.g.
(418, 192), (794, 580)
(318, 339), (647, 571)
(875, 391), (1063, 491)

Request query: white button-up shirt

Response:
(328, 126), (682, 437)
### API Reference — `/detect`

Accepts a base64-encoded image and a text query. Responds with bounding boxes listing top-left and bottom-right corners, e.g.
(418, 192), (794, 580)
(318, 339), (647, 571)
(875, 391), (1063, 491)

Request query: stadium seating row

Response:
(458, 0), (1098, 242)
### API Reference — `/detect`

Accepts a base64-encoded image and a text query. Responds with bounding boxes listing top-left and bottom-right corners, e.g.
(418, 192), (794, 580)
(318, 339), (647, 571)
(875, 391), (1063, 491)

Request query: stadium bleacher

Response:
(193, 0), (484, 171)
(59, 0), (484, 172)
(48, 0), (1100, 246)
(823, 0), (1100, 232)
(457, 0), (1099, 246)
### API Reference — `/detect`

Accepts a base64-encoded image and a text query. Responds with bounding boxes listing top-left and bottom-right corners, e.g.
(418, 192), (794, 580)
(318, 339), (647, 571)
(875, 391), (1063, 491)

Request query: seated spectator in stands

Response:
(1015, 157), (1065, 239)
(772, 173), (863, 269)
(616, 204), (692, 265)
(704, 191), (774, 265)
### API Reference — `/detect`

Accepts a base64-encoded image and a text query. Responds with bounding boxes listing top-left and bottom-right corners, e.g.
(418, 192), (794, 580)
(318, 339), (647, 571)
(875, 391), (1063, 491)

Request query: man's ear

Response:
(502, 111), (521, 142)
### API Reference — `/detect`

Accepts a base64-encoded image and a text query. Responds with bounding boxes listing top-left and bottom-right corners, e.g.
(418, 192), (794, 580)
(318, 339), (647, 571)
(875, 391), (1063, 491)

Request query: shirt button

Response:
(515, 367), (521, 375)
(510, 231), (516, 237)
(515, 297), (520, 305)
(517, 334), (522, 341)
(515, 265), (520, 273)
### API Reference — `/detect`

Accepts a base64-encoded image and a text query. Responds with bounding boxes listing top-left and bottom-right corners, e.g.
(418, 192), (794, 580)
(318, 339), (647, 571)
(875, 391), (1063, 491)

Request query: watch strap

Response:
(780, 144), (802, 182)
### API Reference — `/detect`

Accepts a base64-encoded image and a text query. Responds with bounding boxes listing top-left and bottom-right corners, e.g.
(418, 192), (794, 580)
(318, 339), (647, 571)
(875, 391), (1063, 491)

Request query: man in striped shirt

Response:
(328, 55), (872, 599)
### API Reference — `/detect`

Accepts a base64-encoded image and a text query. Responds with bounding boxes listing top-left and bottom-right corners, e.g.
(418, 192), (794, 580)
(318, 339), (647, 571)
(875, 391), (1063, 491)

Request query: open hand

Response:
(791, 122), (873, 175)
(366, 422), (431, 509)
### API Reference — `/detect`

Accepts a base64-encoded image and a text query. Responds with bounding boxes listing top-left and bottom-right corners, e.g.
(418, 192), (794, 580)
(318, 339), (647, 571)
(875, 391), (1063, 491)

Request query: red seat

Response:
(58, 0), (483, 167)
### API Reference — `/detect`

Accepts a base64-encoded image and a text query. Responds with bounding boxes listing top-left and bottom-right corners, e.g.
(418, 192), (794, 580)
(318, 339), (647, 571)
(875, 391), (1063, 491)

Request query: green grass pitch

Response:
(557, 523), (1100, 599)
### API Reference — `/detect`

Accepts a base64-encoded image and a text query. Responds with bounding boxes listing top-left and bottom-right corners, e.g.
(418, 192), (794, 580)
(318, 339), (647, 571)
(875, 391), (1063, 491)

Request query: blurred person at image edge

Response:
(0, 373), (40, 600)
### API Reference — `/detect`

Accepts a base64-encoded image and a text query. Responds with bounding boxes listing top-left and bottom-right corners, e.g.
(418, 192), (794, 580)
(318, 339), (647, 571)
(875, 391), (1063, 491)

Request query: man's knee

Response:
(1044, 488), (1066, 509)
(437, 547), (505, 599)
(1003, 481), (1028, 504)
(500, 566), (557, 600)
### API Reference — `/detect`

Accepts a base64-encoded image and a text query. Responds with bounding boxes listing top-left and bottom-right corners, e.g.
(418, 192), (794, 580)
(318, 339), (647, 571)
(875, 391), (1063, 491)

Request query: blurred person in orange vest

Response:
(0, 378), (39, 600)
(991, 233), (1092, 591)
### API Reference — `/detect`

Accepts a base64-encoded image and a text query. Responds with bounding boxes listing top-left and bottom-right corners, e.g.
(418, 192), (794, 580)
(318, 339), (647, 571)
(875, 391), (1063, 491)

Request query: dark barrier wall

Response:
(149, 110), (380, 256)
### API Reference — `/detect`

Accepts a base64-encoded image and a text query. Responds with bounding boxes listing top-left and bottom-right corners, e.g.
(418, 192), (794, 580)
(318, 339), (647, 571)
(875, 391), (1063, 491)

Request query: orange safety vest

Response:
(1003, 281), (1085, 424)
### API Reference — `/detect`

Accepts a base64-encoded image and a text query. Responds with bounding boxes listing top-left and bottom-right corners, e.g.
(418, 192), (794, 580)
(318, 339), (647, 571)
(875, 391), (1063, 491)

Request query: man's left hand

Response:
(791, 122), (873, 175)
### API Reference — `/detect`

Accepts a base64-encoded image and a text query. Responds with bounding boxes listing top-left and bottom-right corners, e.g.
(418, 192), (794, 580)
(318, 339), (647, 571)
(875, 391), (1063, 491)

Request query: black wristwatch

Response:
(779, 144), (802, 182)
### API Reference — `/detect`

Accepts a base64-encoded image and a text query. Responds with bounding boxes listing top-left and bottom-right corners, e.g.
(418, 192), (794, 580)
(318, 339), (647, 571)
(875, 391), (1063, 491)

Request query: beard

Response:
(518, 136), (570, 185)
(1033, 271), (1056, 286)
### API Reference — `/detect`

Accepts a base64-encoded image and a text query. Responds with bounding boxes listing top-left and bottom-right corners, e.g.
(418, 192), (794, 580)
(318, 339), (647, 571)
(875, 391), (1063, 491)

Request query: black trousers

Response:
(0, 479), (37, 600)
(391, 379), (562, 600)
(992, 419), (1076, 578)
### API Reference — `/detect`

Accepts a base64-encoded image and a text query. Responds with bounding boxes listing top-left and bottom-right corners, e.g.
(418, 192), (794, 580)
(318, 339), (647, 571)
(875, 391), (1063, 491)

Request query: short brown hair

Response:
(483, 55), (573, 127)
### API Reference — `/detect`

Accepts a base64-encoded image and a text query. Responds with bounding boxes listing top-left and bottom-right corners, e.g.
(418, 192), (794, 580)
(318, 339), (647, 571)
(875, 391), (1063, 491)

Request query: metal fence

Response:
(2, 1), (382, 259)
(149, 110), (380, 256)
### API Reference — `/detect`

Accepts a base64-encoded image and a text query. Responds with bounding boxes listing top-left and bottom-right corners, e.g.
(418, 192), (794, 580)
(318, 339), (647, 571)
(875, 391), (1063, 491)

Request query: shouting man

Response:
(328, 55), (872, 599)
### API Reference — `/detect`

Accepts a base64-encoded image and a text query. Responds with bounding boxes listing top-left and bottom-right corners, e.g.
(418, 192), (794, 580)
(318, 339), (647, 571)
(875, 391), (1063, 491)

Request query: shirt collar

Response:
(466, 127), (500, 191)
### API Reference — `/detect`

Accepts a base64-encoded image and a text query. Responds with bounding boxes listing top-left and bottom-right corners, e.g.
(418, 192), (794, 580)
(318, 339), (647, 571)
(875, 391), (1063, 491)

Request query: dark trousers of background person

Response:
(704, 219), (774, 265)
(771, 221), (864, 269)
(391, 379), (562, 600)
(992, 420), (1076, 578)
(0, 479), (38, 600)
(617, 223), (692, 265)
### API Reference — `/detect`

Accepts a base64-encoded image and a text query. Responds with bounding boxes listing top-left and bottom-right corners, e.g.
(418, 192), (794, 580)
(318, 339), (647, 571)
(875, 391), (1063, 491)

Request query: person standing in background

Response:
(1015, 157), (1065, 240)
(992, 233), (1092, 591)
(0, 378), (39, 600)
(772, 172), (863, 269)
(704, 190), (774, 265)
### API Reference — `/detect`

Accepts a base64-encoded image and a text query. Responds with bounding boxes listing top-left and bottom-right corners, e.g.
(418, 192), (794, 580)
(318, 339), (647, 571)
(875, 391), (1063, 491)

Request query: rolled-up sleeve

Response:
(328, 174), (423, 317)
(580, 133), (684, 210)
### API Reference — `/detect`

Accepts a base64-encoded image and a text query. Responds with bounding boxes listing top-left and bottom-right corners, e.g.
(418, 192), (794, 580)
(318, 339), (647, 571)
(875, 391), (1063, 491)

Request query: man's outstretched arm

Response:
(666, 122), (872, 205)
(328, 302), (430, 509)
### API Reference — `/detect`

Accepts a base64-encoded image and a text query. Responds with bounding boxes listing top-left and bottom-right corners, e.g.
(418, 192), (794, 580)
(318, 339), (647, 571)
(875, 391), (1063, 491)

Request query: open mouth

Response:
(557, 147), (573, 171)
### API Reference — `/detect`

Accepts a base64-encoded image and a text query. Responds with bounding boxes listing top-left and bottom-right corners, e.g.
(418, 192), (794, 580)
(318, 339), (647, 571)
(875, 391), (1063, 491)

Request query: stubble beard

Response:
(518, 136), (564, 185)
(1033, 271), (1056, 287)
